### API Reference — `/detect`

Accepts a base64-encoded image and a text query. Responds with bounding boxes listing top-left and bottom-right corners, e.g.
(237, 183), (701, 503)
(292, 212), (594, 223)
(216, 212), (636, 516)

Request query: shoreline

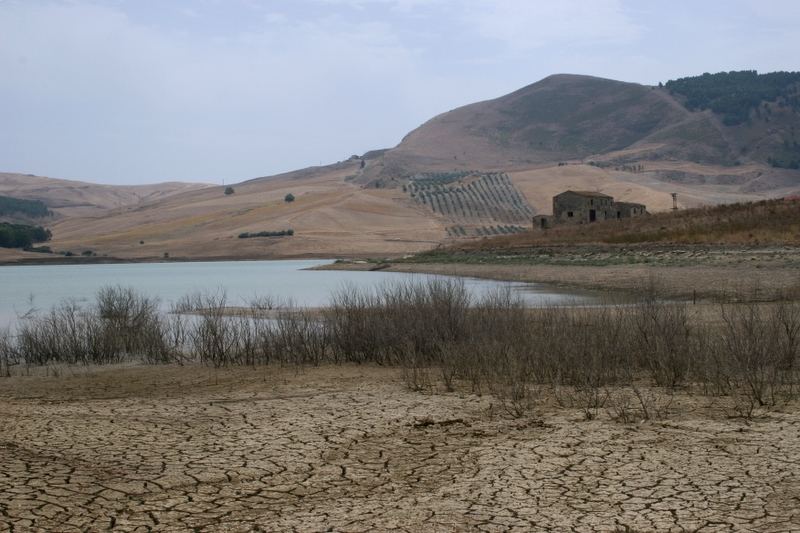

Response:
(315, 247), (800, 301)
(0, 253), (346, 267)
(4, 243), (800, 303)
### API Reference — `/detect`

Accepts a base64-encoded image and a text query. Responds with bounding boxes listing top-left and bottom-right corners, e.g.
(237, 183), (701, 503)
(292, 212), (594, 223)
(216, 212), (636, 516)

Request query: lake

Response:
(0, 259), (590, 328)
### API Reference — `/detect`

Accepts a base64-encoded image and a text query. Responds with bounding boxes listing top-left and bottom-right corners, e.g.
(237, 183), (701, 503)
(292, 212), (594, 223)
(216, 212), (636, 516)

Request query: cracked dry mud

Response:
(1, 366), (799, 532)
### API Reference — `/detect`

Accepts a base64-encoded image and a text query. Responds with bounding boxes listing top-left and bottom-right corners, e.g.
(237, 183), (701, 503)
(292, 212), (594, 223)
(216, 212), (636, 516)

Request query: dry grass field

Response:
(41, 161), (447, 260)
(3, 161), (794, 264)
(2, 364), (799, 532)
(506, 162), (788, 215)
(0, 173), (207, 218)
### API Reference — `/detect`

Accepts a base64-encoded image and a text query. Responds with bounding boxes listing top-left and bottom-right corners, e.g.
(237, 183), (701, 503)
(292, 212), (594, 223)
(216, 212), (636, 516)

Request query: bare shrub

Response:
(716, 301), (798, 416)
(0, 328), (17, 377)
(96, 286), (161, 354)
(401, 350), (433, 392)
(16, 301), (101, 365)
(326, 279), (471, 366)
(5, 278), (799, 424)
(545, 305), (626, 420)
(774, 299), (800, 371)
(488, 345), (539, 418)
(607, 384), (674, 423)
(180, 291), (237, 367)
(273, 308), (330, 366)
(631, 298), (696, 388)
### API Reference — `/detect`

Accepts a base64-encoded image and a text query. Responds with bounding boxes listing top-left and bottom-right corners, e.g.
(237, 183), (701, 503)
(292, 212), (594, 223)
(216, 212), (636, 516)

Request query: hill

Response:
(0, 173), (209, 218)
(42, 161), (447, 260)
(377, 72), (800, 191)
(2, 71), (799, 262)
(434, 197), (800, 251)
(381, 74), (689, 172)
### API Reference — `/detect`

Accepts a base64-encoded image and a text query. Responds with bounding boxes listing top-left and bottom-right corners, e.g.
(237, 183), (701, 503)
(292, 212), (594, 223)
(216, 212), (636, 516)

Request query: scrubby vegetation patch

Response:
(665, 70), (800, 126)
(238, 229), (294, 239)
(0, 223), (52, 249)
(0, 195), (52, 219)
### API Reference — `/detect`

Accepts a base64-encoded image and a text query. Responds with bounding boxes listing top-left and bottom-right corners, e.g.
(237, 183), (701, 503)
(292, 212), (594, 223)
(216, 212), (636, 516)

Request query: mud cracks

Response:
(1, 366), (799, 532)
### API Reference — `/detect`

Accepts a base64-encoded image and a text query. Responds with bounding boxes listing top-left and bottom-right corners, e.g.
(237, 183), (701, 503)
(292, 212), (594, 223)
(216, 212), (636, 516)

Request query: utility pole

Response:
(671, 193), (678, 210)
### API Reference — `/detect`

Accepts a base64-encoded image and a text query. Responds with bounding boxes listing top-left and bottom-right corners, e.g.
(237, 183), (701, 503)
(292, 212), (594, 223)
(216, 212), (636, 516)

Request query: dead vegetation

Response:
(3, 280), (800, 421)
(3, 280), (800, 531)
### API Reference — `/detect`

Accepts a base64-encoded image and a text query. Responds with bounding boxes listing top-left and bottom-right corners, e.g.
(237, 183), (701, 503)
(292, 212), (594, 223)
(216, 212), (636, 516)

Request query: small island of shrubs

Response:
(238, 229), (294, 239)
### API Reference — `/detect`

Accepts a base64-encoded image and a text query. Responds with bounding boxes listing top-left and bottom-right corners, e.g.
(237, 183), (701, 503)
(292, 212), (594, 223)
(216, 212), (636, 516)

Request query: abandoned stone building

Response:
(534, 190), (646, 229)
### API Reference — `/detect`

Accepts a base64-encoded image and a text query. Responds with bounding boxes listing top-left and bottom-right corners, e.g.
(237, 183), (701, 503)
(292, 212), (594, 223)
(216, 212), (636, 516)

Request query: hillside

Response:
(2, 71), (799, 262)
(0, 173), (209, 218)
(377, 72), (800, 191)
(0, 195), (52, 225)
(42, 161), (447, 260)
(434, 197), (800, 251)
(381, 74), (690, 172)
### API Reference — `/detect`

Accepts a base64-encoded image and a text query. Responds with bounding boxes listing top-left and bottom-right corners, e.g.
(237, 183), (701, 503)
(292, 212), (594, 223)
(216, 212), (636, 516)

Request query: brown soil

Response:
(381, 262), (800, 301)
(320, 261), (798, 302)
(1, 364), (799, 532)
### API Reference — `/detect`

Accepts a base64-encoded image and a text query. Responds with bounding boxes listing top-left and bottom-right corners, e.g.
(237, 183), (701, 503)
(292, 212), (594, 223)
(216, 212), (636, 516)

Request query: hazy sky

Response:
(1, 0), (799, 185)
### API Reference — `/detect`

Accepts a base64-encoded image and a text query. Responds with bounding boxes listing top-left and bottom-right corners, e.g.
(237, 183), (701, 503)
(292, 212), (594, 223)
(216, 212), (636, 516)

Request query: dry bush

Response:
(96, 286), (161, 354)
(0, 328), (17, 377)
(544, 305), (627, 420)
(326, 279), (472, 366)
(714, 301), (800, 416)
(6, 279), (800, 422)
(15, 301), (111, 365)
(488, 345), (540, 418)
(14, 287), (179, 366)
(631, 296), (696, 389)
(607, 384), (674, 423)
(400, 351), (433, 392)
(272, 309), (331, 366)
(180, 292), (237, 367)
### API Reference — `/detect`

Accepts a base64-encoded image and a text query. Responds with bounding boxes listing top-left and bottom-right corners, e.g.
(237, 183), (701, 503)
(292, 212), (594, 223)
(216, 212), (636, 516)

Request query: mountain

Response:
(382, 74), (687, 171)
(2, 71), (799, 262)
(376, 72), (800, 192)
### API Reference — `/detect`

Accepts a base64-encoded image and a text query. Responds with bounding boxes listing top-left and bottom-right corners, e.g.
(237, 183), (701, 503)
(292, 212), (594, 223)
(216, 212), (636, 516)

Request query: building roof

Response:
(613, 201), (647, 208)
(555, 190), (613, 198)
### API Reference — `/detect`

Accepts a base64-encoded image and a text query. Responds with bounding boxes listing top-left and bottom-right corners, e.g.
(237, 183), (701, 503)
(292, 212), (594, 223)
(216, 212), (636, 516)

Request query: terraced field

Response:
(405, 172), (534, 238)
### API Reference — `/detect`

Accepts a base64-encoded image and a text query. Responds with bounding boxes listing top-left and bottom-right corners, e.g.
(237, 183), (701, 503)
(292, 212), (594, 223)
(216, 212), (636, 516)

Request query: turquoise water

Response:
(0, 259), (588, 328)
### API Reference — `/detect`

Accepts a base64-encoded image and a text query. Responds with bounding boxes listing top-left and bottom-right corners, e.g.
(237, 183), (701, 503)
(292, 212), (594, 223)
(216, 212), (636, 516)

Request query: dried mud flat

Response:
(321, 246), (800, 301)
(1, 365), (799, 532)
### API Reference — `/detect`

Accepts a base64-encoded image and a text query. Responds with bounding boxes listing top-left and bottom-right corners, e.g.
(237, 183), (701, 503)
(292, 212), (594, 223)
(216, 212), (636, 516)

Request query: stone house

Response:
(553, 191), (615, 223)
(612, 201), (647, 219)
(533, 190), (646, 229)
